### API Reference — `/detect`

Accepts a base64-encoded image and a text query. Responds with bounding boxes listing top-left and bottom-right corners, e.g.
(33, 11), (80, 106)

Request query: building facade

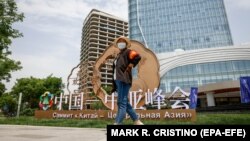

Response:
(129, 0), (250, 94)
(158, 44), (250, 107)
(129, 0), (233, 53)
(80, 9), (128, 96)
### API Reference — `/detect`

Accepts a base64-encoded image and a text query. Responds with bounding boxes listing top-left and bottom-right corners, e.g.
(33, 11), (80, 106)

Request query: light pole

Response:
(17, 92), (22, 118)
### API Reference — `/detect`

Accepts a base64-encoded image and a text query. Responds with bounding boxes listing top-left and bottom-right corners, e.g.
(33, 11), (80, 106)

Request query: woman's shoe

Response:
(134, 120), (144, 125)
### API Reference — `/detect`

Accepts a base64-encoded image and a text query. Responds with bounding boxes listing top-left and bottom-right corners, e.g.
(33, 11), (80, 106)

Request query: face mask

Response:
(117, 42), (126, 49)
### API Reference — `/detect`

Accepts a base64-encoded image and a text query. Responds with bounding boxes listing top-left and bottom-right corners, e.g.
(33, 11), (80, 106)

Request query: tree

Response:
(0, 0), (24, 95)
(0, 82), (5, 97)
(11, 76), (64, 109)
(43, 74), (64, 96)
(0, 93), (17, 117)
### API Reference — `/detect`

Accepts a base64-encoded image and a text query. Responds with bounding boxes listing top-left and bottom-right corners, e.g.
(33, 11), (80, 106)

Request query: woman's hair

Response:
(117, 38), (128, 53)
(117, 38), (127, 44)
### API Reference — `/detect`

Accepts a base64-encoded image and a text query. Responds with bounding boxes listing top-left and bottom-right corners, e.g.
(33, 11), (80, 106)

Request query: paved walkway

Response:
(0, 125), (106, 141)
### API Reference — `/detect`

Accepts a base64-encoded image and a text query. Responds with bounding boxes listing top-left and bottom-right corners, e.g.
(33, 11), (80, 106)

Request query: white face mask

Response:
(117, 42), (126, 49)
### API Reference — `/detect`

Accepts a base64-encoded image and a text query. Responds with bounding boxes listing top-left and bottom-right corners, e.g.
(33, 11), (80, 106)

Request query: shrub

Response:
(0, 94), (17, 117)
(91, 101), (108, 110)
(20, 108), (35, 116)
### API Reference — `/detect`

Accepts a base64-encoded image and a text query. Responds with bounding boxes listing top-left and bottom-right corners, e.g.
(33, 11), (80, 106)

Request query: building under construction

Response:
(79, 9), (128, 105)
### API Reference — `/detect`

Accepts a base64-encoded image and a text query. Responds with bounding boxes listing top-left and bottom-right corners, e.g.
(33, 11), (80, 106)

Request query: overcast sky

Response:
(6, 0), (250, 92)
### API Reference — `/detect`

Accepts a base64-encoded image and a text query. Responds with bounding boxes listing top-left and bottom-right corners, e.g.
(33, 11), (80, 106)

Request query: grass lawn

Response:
(0, 112), (250, 128)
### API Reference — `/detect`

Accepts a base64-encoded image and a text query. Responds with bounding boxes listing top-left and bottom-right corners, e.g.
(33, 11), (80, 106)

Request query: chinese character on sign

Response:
(168, 87), (190, 109)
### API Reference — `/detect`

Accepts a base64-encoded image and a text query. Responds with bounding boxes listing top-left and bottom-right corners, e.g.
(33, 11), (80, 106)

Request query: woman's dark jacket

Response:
(112, 49), (141, 91)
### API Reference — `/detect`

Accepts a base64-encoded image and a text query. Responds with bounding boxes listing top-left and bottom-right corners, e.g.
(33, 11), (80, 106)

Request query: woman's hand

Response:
(125, 63), (134, 72)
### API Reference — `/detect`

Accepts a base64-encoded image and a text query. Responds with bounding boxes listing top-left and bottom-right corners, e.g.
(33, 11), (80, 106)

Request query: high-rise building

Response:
(129, 0), (250, 94)
(80, 9), (128, 96)
(129, 0), (233, 53)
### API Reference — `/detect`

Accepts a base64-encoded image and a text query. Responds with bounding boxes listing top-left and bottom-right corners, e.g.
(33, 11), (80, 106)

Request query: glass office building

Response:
(129, 0), (250, 93)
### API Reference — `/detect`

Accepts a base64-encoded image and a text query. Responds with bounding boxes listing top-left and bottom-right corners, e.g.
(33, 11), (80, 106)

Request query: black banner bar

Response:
(107, 125), (250, 140)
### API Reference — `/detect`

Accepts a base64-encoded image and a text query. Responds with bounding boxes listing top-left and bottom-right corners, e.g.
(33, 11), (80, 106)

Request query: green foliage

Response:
(0, 93), (17, 117)
(102, 85), (112, 95)
(89, 91), (95, 97)
(11, 77), (46, 109)
(0, 0), (24, 83)
(1, 113), (250, 127)
(10, 76), (63, 109)
(0, 58), (22, 81)
(0, 82), (5, 96)
(20, 108), (35, 116)
(61, 103), (69, 110)
(43, 74), (64, 96)
(91, 100), (108, 110)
